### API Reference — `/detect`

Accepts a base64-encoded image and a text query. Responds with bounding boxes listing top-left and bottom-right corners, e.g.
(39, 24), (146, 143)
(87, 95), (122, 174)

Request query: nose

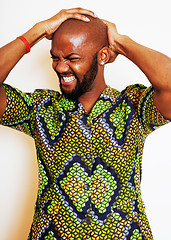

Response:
(53, 59), (70, 73)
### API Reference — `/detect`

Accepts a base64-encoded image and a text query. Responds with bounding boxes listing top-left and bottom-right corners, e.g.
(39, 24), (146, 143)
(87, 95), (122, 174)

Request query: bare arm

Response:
(104, 20), (171, 120)
(0, 8), (96, 117)
(0, 23), (45, 84)
(0, 23), (45, 118)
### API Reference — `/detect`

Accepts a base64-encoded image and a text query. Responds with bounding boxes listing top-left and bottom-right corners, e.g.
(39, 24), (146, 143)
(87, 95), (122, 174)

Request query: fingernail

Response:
(84, 17), (90, 22)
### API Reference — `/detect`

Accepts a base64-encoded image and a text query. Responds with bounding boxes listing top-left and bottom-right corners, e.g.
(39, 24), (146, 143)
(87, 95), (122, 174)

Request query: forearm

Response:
(0, 8), (96, 86)
(0, 8), (96, 118)
(0, 23), (46, 84)
(114, 35), (171, 92)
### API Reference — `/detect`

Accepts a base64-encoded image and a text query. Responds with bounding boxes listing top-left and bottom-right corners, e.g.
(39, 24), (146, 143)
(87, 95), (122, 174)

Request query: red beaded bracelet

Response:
(18, 36), (31, 53)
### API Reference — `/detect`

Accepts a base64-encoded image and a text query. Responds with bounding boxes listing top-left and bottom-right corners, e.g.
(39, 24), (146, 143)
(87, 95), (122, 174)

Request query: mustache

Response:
(57, 72), (73, 77)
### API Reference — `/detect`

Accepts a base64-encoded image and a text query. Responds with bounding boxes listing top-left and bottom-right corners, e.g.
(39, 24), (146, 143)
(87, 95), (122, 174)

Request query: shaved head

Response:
(51, 16), (109, 101)
(53, 16), (108, 53)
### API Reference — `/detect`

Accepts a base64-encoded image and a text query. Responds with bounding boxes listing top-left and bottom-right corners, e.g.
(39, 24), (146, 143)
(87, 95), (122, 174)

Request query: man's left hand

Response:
(102, 19), (120, 63)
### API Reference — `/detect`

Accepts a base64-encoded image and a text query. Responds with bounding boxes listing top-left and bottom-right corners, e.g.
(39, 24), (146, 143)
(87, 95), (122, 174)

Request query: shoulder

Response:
(3, 83), (62, 104)
(32, 88), (62, 102)
(121, 84), (151, 96)
(105, 84), (153, 105)
(121, 84), (153, 106)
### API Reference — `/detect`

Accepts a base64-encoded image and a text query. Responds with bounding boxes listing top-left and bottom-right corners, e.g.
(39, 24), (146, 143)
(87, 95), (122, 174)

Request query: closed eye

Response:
(50, 51), (59, 61)
(68, 57), (80, 62)
(51, 56), (60, 61)
(50, 51), (81, 62)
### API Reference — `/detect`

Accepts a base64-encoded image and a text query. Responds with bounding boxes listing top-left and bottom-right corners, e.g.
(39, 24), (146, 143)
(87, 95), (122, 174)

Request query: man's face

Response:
(51, 32), (99, 100)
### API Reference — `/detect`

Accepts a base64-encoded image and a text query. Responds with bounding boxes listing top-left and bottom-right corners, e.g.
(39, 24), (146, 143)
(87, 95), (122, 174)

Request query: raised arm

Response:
(103, 20), (171, 120)
(0, 8), (96, 117)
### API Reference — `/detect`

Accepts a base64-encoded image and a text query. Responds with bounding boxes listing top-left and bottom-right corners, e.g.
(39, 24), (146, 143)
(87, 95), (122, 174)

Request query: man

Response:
(0, 7), (171, 240)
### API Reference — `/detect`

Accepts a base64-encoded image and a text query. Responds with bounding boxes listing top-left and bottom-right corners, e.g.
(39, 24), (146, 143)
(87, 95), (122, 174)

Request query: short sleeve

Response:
(123, 84), (170, 136)
(0, 84), (35, 136)
(0, 84), (61, 138)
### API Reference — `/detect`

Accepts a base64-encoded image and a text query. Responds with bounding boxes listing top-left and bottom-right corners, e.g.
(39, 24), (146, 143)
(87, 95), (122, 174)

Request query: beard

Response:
(58, 53), (98, 100)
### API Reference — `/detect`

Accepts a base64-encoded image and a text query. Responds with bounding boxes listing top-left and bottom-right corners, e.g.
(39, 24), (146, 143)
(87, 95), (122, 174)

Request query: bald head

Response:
(51, 16), (110, 101)
(53, 16), (108, 53)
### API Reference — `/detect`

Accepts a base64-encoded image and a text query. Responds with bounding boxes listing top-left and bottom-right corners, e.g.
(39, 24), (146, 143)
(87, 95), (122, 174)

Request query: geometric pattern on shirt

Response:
(0, 83), (170, 240)
(102, 96), (135, 148)
(55, 154), (121, 223)
(36, 97), (71, 150)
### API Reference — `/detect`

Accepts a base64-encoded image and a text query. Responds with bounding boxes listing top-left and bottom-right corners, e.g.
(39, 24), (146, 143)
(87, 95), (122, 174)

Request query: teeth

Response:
(63, 76), (75, 82)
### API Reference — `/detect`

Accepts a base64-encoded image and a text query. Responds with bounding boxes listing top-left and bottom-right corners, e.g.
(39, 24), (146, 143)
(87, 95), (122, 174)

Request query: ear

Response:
(97, 47), (110, 66)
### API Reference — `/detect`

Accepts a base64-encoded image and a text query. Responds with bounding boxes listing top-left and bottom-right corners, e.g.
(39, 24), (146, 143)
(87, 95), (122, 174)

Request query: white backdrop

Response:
(0, 0), (171, 239)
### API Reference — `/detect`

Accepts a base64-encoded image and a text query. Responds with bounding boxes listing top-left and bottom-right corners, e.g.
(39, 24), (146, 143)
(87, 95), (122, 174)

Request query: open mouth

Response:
(62, 75), (75, 82)
(60, 74), (77, 86)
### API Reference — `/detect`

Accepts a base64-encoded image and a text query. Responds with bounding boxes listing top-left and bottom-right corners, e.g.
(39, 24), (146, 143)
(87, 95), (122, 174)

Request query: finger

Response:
(66, 8), (97, 18)
(46, 34), (53, 40)
(67, 13), (91, 22)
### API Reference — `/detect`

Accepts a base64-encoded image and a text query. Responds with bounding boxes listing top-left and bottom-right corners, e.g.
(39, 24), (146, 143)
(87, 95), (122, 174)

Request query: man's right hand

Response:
(40, 8), (97, 40)
(0, 7), (96, 117)
(0, 7), (96, 87)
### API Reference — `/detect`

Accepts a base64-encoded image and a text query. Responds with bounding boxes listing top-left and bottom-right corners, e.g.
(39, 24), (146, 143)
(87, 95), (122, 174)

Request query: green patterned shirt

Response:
(0, 83), (169, 240)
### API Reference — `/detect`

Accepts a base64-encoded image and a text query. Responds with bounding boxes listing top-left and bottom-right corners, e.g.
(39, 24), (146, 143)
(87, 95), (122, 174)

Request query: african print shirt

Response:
(0, 83), (169, 240)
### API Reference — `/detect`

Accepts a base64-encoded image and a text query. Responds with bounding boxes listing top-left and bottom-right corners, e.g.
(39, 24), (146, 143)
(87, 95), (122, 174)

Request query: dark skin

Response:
(51, 17), (110, 113)
(0, 8), (97, 117)
(0, 9), (170, 239)
(51, 17), (171, 118)
(0, 8), (170, 119)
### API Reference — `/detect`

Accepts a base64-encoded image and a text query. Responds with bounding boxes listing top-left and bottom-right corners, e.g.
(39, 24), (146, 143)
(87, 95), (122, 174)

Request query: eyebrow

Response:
(50, 51), (80, 58)
(50, 50), (57, 58)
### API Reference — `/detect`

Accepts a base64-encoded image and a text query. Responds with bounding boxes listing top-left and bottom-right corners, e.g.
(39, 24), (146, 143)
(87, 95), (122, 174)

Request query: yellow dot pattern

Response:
(0, 83), (169, 240)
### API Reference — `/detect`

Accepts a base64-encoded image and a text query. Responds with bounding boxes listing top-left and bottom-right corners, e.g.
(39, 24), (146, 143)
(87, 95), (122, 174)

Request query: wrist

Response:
(113, 34), (130, 56)
(17, 36), (31, 53)
(22, 22), (46, 48)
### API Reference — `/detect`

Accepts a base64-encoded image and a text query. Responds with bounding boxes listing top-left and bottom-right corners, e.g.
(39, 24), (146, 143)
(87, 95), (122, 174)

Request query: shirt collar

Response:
(59, 85), (121, 119)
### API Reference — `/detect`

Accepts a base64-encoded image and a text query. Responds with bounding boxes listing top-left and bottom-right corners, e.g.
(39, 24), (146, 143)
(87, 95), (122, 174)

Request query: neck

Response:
(79, 75), (106, 114)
